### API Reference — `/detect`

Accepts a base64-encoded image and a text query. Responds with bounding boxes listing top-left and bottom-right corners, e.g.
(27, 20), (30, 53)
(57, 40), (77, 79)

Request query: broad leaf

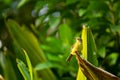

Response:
(77, 26), (98, 80)
(75, 52), (120, 80)
(6, 19), (56, 80)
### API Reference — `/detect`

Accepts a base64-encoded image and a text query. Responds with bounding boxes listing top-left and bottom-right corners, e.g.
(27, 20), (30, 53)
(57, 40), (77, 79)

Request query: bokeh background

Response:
(0, 0), (120, 80)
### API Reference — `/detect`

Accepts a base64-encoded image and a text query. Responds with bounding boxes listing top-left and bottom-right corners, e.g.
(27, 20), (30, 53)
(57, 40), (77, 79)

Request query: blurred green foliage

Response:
(0, 0), (120, 80)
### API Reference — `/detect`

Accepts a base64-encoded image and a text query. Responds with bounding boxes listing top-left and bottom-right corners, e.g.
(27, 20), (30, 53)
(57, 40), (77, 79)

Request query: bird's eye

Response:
(79, 38), (82, 43)
(76, 37), (82, 43)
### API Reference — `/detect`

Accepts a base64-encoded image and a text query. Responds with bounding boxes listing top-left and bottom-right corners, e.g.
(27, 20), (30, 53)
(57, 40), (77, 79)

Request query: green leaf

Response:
(105, 53), (119, 66)
(6, 19), (56, 80)
(35, 1), (46, 12)
(78, 9), (87, 17)
(98, 47), (106, 58)
(35, 62), (63, 71)
(23, 50), (33, 80)
(87, 27), (98, 66)
(6, 19), (46, 65)
(110, 25), (120, 34)
(59, 24), (73, 46)
(35, 62), (53, 71)
(66, 0), (78, 5)
(88, 1), (108, 12)
(17, 0), (29, 8)
(77, 26), (98, 80)
(47, 14), (61, 35)
(16, 59), (31, 80)
(49, 13), (61, 28)
(0, 52), (18, 80)
(41, 37), (62, 54)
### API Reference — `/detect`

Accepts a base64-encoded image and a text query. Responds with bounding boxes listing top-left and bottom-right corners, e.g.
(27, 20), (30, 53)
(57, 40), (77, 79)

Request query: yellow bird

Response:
(66, 37), (83, 62)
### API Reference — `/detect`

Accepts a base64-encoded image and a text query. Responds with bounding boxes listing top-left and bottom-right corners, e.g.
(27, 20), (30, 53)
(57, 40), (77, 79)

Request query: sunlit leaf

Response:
(77, 26), (87, 80)
(16, 59), (30, 80)
(77, 26), (98, 80)
(23, 50), (33, 80)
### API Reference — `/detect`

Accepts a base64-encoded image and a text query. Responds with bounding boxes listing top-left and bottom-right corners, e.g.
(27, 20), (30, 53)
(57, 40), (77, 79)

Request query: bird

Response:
(66, 37), (83, 62)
